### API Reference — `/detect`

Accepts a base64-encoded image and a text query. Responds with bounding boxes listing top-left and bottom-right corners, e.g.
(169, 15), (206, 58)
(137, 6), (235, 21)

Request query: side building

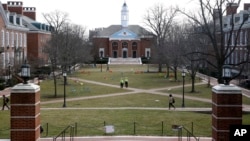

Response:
(89, 2), (154, 64)
(223, 3), (250, 78)
(0, 1), (51, 86)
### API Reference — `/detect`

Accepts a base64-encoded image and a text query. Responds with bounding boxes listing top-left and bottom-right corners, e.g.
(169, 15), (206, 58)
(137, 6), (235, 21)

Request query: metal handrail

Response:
(181, 126), (199, 141)
(53, 125), (75, 141)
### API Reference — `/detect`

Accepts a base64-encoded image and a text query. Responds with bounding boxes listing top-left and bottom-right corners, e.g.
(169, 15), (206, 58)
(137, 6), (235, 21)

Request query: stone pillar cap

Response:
(11, 83), (40, 93)
(212, 84), (242, 94)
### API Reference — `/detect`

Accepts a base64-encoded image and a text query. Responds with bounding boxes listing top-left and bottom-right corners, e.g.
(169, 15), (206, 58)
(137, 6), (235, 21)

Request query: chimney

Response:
(244, 3), (250, 11)
(226, 3), (238, 15)
(213, 9), (221, 20)
(2, 4), (8, 10)
(7, 1), (23, 15)
(23, 7), (36, 20)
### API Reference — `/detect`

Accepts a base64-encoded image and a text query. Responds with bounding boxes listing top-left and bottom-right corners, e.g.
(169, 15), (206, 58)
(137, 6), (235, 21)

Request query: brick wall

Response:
(11, 83), (40, 141)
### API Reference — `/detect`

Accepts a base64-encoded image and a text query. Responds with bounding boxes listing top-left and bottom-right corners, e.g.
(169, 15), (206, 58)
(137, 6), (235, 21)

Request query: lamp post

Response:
(222, 65), (232, 85)
(181, 69), (186, 108)
(63, 72), (67, 107)
(100, 57), (103, 72)
(21, 61), (30, 84)
(8, 63), (11, 86)
(147, 57), (150, 72)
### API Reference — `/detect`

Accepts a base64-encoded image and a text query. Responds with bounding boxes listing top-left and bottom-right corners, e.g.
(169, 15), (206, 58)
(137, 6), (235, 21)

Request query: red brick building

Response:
(0, 1), (51, 81)
(0, 1), (28, 78)
(223, 3), (250, 77)
(89, 2), (154, 60)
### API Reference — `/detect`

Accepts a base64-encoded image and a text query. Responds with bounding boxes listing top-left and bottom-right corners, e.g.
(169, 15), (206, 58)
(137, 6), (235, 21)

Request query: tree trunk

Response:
(51, 65), (57, 97)
(191, 75), (195, 93)
(158, 63), (162, 72)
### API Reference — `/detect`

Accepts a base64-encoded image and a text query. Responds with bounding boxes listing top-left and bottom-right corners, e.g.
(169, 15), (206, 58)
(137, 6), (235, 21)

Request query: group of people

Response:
(120, 77), (128, 88)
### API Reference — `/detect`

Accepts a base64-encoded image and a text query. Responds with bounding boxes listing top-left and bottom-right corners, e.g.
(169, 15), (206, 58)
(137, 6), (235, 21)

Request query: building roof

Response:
(94, 25), (153, 39)
(22, 15), (52, 33)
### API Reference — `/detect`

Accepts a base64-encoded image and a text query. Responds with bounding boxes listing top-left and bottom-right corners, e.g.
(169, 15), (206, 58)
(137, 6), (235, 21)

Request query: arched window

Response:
(132, 42), (137, 50)
(122, 42), (128, 48)
(112, 42), (118, 50)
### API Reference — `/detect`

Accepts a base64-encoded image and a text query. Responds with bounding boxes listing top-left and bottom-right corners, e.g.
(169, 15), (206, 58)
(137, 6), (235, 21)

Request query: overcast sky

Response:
(1, 0), (249, 31)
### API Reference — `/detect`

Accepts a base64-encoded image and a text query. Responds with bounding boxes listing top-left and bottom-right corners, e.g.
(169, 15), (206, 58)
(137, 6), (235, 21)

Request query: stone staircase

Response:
(108, 58), (142, 64)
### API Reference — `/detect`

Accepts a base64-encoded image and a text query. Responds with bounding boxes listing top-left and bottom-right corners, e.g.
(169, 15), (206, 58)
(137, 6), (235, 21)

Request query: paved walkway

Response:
(39, 136), (212, 141)
(0, 136), (212, 141)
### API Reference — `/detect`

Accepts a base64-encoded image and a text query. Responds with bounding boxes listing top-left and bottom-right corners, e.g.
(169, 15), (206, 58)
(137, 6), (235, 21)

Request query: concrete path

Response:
(39, 136), (212, 141)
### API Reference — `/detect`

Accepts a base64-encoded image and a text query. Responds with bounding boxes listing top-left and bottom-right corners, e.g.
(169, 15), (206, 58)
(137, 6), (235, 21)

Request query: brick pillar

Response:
(11, 83), (40, 141)
(212, 84), (242, 141)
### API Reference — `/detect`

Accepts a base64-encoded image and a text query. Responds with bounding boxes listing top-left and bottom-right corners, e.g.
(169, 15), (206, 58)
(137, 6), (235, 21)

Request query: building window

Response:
(132, 42), (137, 50)
(23, 33), (27, 47)
(11, 32), (14, 47)
(16, 33), (18, 47)
(1, 53), (5, 69)
(6, 32), (9, 47)
(99, 48), (104, 57)
(112, 42), (118, 50)
(122, 42), (128, 48)
(19, 33), (22, 47)
(1, 30), (5, 47)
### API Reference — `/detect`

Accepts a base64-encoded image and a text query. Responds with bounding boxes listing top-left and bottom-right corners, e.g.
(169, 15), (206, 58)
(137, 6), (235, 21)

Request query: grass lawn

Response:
(40, 79), (131, 102)
(72, 64), (194, 89)
(41, 93), (211, 108)
(0, 64), (250, 139)
(166, 84), (250, 105)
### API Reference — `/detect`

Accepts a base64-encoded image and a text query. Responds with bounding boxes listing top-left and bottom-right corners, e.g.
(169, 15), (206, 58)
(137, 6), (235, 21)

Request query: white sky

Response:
(1, 0), (249, 31)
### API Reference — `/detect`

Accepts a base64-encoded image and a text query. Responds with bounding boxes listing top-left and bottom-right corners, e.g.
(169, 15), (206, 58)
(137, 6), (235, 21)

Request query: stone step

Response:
(109, 58), (142, 64)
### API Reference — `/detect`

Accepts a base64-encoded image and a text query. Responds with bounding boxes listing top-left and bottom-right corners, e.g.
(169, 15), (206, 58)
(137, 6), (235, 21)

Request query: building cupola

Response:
(121, 1), (129, 27)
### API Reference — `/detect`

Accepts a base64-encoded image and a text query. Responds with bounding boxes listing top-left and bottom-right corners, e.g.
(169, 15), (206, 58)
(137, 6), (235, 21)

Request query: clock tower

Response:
(121, 2), (129, 27)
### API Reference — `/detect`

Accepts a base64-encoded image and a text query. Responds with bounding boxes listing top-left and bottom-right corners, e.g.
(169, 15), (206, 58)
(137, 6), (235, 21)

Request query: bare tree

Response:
(43, 10), (69, 97)
(167, 23), (186, 81)
(144, 4), (179, 72)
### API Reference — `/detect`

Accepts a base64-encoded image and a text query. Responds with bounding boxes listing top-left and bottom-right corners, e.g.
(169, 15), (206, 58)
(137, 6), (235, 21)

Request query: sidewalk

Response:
(0, 136), (212, 141)
(40, 136), (212, 141)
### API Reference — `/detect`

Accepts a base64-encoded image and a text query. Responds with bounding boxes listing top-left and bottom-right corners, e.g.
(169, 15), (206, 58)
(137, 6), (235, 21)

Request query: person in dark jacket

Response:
(2, 95), (10, 110)
(169, 94), (175, 110)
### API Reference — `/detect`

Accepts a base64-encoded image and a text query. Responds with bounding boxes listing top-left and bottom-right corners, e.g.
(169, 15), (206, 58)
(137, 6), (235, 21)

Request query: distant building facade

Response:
(223, 3), (250, 76)
(89, 2), (154, 59)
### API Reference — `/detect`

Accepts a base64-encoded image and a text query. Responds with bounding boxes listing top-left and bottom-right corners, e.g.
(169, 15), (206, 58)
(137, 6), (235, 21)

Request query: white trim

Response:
(11, 101), (40, 106)
(212, 102), (242, 107)
(11, 125), (40, 132)
(212, 114), (242, 120)
(212, 126), (230, 132)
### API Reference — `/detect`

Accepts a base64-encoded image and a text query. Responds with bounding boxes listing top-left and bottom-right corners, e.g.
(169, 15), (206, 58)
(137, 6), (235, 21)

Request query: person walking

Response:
(124, 77), (128, 88)
(169, 94), (175, 110)
(2, 95), (10, 110)
(120, 78), (124, 88)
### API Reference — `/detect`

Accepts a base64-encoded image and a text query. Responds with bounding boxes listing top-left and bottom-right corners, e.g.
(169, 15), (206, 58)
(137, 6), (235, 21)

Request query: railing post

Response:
(133, 122), (136, 135)
(75, 122), (77, 137)
(46, 123), (48, 137)
(161, 121), (164, 136)
(191, 122), (193, 134)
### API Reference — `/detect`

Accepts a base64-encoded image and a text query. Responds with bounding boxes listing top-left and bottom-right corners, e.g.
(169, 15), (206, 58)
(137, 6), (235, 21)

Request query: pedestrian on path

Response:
(120, 78), (124, 88)
(124, 77), (128, 88)
(169, 94), (175, 110)
(2, 95), (10, 110)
